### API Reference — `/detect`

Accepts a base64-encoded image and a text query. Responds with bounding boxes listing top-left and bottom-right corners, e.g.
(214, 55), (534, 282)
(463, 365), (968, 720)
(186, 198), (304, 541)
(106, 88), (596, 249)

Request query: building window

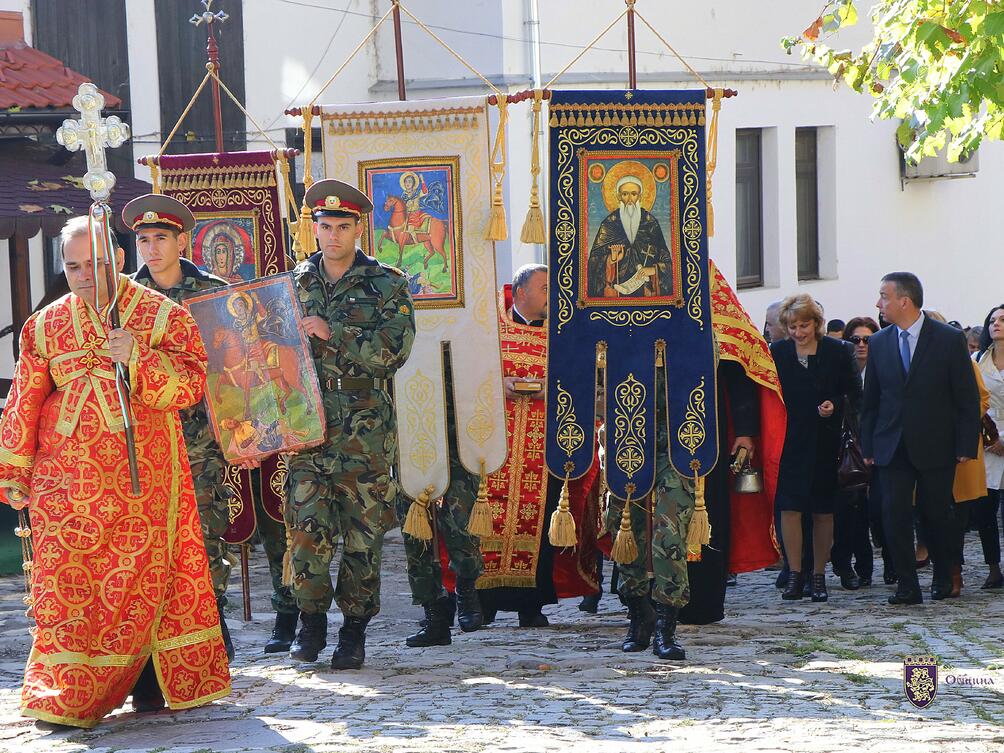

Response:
(796, 127), (819, 280)
(735, 129), (763, 288)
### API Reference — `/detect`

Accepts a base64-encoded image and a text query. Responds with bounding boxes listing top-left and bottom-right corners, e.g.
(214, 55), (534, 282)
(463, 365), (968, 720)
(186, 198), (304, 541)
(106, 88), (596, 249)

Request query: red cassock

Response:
(442, 287), (600, 598)
(0, 277), (231, 728)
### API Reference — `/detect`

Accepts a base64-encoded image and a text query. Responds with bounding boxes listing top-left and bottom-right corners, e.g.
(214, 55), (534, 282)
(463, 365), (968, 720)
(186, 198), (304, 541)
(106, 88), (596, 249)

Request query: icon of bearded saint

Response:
(586, 169), (673, 299)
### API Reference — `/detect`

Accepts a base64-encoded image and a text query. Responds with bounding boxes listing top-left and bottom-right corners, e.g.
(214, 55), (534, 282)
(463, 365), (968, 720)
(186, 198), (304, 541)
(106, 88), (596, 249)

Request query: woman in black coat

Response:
(771, 294), (862, 602)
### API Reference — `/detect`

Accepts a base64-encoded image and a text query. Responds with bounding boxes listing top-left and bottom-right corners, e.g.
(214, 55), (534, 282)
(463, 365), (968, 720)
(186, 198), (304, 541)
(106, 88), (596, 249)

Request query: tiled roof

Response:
(0, 139), (149, 239)
(0, 40), (121, 110)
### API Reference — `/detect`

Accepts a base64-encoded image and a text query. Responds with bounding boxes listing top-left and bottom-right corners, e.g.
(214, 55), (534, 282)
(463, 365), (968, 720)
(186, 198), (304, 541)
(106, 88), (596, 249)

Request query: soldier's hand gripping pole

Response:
(89, 204), (141, 495)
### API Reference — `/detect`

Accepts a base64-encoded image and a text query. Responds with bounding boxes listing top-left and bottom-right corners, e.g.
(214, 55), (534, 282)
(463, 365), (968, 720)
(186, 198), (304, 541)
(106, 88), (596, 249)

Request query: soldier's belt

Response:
(323, 377), (388, 392)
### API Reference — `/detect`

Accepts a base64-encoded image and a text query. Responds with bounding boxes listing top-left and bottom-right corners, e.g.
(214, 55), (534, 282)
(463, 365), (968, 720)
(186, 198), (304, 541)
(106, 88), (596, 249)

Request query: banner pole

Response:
(626, 0), (637, 88)
(392, 0), (407, 101)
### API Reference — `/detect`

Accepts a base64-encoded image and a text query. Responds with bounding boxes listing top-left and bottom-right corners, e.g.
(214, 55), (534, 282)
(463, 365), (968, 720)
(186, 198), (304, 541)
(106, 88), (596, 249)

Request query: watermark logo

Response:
(903, 655), (938, 709)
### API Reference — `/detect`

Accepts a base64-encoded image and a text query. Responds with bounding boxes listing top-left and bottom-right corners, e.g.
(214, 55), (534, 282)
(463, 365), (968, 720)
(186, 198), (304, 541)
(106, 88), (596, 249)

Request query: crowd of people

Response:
(1, 175), (1000, 729)
(762, 279), (1004, 606)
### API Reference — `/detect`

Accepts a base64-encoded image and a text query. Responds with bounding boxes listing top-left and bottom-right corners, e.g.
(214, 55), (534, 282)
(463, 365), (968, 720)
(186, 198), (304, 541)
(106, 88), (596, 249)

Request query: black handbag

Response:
(837, 421), (870, 490)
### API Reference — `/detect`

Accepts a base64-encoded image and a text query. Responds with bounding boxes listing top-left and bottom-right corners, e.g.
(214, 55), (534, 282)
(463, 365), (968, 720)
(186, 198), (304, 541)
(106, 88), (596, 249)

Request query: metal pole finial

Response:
(190, 0), (228, 27)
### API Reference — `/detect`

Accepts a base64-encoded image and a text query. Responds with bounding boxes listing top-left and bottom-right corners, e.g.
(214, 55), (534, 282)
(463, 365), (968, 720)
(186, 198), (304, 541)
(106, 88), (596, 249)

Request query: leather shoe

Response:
(622, 596), (656, 652)
(857, 575), (873, 587)
(578, 592), (601, 613)
(781, 571), (804, 600)
(981, 572), (1003, 590)
(882, 565), (898, 585)
(518, 610), (549, 628)
(774, 565), (790, 589)
(810, 573), (829, 602)
(888, 590), (923, 605)
(839, 573), (860, 590)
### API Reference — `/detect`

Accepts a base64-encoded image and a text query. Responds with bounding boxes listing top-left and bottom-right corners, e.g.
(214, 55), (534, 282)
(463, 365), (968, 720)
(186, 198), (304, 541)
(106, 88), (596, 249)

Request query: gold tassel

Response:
(686, 474), (711, 561)
(484, 97), (509, 241)
(467, 460), (494, 537)
(149, 162), (161, 194)
(280, 502), (296, 586)
(706, 89), (723, 238)
(520, 90), (547, 244)
(548, 466), (577, 547)
(610, 483), (639, 565)
(403, 484), (436, 541)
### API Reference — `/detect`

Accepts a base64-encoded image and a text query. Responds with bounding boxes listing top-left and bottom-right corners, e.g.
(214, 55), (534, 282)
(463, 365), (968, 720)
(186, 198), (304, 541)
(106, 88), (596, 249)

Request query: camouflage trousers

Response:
(606, 402), (696, 607)
(250, 467), (297, 615)
(189, 451), (233, 599)
(399, 455), (483, 606)
(285, 406), (398, 618)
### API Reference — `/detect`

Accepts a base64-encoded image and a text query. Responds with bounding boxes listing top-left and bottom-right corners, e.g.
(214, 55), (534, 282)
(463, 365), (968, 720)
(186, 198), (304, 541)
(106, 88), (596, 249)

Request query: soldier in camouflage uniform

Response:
(605, 370), (692, 660)
(400, 347), (484, 647)
(125, 194), (299, 659)
(286, 179), (415, 670)
(124, 194), (236, 661)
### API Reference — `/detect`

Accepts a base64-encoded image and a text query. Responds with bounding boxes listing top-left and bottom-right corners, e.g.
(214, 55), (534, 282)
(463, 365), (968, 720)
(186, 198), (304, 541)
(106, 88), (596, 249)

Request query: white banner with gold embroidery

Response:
(321, 96), (506, 498)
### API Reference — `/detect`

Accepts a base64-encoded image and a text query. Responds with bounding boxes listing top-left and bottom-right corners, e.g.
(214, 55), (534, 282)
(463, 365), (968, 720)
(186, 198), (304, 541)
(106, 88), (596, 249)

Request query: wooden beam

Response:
(9, 234), (30, 360)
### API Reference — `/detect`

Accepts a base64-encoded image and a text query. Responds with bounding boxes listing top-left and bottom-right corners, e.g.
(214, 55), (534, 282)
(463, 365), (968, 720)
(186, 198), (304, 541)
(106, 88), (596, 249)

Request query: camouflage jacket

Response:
(132, 258), (229, 458)
(293, 249), (415, 408)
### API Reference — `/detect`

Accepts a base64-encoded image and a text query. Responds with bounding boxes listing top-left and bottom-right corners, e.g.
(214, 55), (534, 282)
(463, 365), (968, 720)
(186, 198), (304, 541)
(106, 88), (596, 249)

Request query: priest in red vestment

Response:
(442, 265), (600, 626)
(0, 217), (231, 728)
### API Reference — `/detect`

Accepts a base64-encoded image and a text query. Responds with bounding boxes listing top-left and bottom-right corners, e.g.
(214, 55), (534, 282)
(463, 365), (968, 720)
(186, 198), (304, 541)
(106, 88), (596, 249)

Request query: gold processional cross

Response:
(55, 83), (130, 202)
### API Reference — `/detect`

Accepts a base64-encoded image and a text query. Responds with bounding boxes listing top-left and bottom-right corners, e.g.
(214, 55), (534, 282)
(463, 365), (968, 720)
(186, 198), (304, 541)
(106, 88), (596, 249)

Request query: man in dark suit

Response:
(860, 272), (980, 604)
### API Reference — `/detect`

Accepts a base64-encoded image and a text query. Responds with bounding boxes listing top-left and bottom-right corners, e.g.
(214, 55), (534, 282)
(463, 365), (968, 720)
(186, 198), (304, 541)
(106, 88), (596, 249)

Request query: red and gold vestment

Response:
(0, 276), (231, 728)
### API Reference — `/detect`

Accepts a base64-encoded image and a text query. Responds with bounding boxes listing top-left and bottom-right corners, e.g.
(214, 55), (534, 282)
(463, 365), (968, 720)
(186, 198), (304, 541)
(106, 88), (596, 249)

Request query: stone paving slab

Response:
(0, 531), (1002, 752)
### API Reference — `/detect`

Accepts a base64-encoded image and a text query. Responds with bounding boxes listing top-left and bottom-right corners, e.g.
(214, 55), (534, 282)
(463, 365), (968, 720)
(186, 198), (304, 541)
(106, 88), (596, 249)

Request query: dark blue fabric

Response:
(544, 89), (719, 499)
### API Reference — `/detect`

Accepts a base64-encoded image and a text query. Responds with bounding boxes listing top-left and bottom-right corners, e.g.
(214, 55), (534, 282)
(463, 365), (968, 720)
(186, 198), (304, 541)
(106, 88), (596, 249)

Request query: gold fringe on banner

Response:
(322, 106), (481, 136)
(484, 97), (509, 241)
(520, 90), (547, 245)
(547, 464), (578, 548)
(611, 483), (639, 565)
(706, 89), (723, 238)
(402, 485), (436, 541)
(686, 474), (711, 561)
(467, 459), (494, 537)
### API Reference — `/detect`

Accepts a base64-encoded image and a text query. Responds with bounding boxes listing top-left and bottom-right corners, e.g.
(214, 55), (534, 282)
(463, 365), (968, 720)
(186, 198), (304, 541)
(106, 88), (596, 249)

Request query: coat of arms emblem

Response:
(903, 655), (939, 709)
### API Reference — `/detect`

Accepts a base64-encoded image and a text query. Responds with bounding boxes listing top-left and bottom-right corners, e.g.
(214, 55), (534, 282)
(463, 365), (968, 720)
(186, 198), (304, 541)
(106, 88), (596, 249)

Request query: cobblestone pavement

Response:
(0, 530), (1002, 753)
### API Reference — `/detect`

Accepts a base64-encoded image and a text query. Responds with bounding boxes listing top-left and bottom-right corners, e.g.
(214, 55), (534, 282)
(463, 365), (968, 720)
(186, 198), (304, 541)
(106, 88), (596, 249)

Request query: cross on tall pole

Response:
(55, 83), (130, 201)
(56, 82), (141, 495)
(190, 0), (229, 152)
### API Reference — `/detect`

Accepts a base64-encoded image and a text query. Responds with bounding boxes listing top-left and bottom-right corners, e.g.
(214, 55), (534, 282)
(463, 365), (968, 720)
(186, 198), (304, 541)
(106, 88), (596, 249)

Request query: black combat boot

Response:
(621, 595), (656, 652)
(131, 658), (165, 713)
(331, 616), (370, 670)
(289, 611), (327, 662)
(217, 596), (235, 662)
(406, 597), (453, 647)
(264, 611), (300, 654)
(455, 578), (484, 632)
(418, 592), (456, 628)
(652, 604), (686, 660)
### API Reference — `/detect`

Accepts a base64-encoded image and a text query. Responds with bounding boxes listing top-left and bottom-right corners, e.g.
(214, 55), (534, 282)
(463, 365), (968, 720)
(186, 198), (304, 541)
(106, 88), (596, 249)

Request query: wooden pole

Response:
(392, 0), (407, 101)
(206, 19), (226, 153)
(241, 543), (252, 621)
(626, 0), (637, 89)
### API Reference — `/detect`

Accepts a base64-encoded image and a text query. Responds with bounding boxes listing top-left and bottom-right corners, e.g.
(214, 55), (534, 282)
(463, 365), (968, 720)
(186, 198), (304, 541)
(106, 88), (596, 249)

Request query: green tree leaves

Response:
(783, 1), (1004, 162)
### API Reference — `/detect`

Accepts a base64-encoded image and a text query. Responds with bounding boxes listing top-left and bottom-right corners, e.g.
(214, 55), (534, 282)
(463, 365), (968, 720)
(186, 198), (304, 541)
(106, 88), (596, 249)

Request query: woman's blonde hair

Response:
(778, 294), (825, 339)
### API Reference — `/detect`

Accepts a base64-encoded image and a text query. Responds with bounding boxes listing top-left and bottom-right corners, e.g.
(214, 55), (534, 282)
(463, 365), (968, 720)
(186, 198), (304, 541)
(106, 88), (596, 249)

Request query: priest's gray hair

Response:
(512, 263), (548, 293)
(59, 216), (118, 256)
